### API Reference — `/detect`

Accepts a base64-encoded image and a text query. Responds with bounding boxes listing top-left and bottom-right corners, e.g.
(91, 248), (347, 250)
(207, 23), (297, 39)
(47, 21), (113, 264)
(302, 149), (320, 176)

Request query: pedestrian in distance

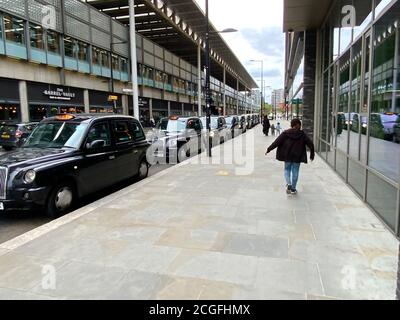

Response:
(262, 115), (271, 136)
(270, 124), (276, 136)
(275, 122), (282, 135)
(265, 119), (315, 195)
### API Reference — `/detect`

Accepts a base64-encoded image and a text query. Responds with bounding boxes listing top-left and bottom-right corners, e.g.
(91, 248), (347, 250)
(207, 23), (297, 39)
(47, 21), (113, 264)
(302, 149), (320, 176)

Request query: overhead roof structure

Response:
(283, 0), (333, 32)
(83, 0), (257, 91)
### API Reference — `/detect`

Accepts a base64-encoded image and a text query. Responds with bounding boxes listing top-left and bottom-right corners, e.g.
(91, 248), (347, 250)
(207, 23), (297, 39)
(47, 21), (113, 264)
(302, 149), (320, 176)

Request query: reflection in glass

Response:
(4, 15), (25, 44)
(348, 159), (365, 196)
(337, 51), (350, 152)
(369, 8), (400, 182)
(367, 171), (398, 230)
(46, 30), (60, 53)
(29, 24), (44, 50)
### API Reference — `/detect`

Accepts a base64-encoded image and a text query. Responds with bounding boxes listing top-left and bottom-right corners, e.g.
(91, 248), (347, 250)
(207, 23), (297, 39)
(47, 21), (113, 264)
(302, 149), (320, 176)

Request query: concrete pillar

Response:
(303, 30), (317, 139)
(236, 79), (239, 115)
(167, 100), (171, 116)
(122, 94), (129, 115)
(149, 98), (153, 119)
(84, 89), (90, 114)
(198, 43), (202, 116)
(392, 27), (399, 112)
(223, 67), (226, 116)
(18, 80), (29, 122)
(129, 0), (139, 119)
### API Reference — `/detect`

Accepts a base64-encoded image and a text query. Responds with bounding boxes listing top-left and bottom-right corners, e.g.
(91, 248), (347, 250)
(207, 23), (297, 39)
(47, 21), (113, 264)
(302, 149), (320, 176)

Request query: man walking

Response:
(265, 119), (315, 195)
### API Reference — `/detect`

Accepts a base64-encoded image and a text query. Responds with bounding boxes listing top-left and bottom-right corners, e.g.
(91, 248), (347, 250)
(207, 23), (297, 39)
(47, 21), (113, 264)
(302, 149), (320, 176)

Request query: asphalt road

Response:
(0, 162), (173, 244)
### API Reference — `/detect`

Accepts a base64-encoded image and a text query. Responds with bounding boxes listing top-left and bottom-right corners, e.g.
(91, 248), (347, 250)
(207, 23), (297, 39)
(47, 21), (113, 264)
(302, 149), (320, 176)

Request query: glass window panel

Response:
(321, 71), (329, 142)
(360, 34), (371, 163)
(367, 171), (398, 231)
(354, 1), (373, 39)
(369, 6), (400, 182)
(328, 65), (337, 147)
(77, 41), (89, 62)
(92, 46), (101, 65)
(121, 57), (128, 72)
(4, 15), (25, 44)
(47, 30), (60, 53)
(336, 150), (348, 179)
(101, 51), (110, 68)
(337, 51), (351, 152)
(348, 159), (365, 196)
(64, 36), (75, 58)
(111, 54), (119, 70)
(29, 24), (44, 50)
(349, 38), (362, 159)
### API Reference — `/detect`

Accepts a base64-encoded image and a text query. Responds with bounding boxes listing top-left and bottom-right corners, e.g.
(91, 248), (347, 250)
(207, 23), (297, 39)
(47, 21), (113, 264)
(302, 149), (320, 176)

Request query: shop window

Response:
(29, 24), (44, 50)
(47, 30), (60, 54)
(0, 105), (19, 121)
(29, 106), (48, 121)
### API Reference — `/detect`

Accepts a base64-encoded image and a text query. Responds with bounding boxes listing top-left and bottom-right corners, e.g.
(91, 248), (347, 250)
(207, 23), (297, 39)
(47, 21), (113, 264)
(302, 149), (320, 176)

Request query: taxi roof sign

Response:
(55, 114), (75, 121)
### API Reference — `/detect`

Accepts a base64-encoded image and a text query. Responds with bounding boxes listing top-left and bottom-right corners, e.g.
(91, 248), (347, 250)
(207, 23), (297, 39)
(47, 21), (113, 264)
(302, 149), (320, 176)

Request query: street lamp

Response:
(204, 0), (237, 157)
(250, 60), (263, 119)
(110, 41), (127, 114)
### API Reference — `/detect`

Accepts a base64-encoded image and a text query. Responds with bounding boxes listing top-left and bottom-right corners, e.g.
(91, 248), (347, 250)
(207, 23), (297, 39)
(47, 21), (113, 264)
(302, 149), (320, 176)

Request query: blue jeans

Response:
(284, 162), (301, 189)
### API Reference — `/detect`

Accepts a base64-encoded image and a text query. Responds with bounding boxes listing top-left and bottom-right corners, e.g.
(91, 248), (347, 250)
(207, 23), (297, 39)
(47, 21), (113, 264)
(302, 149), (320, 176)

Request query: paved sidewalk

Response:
(0, 125), (398, 300)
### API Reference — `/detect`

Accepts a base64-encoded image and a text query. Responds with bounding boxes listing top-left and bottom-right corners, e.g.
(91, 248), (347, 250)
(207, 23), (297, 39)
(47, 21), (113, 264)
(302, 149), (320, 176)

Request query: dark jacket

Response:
(263, 117), (271, 128)
(267, 129), (315, 163)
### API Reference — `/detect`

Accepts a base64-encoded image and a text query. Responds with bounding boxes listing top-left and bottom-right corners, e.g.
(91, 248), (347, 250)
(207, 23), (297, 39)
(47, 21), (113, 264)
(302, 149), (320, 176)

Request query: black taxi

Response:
(0, 114), (150, 217)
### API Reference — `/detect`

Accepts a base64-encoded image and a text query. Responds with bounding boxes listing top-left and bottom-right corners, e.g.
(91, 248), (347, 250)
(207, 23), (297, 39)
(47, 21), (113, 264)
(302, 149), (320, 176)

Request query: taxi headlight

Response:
(24, 170), (36, 184)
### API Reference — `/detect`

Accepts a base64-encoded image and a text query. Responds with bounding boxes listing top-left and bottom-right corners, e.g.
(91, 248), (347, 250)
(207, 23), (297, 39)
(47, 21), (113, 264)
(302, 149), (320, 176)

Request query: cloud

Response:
(242, 27), (285, 58)
(194, 0), (285, 89)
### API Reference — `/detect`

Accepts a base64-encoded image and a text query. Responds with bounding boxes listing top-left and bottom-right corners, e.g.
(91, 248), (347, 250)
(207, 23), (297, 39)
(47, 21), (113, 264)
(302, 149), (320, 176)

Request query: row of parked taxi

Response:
(149, 113), (260, 163)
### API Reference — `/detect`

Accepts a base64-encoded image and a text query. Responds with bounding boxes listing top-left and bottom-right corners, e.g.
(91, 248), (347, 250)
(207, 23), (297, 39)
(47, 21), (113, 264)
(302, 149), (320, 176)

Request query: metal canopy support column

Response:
(223, 66), (226, 116)
(198, 42), (202, 117)
(129, 0), (139, 120)
(236, 79), (239, 115)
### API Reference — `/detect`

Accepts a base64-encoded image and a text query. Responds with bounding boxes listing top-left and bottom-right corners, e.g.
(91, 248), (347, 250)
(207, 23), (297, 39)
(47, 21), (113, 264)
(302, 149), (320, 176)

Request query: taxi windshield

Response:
(157, 119), (186, 132)
(23, 122), (88, 149)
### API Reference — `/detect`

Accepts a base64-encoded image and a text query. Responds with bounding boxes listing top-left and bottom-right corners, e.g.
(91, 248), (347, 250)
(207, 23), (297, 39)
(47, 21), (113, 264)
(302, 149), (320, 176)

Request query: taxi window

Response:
(113, 121), (134, 143)
(86, 123), (111, 147)
(131, 121), (145, 141)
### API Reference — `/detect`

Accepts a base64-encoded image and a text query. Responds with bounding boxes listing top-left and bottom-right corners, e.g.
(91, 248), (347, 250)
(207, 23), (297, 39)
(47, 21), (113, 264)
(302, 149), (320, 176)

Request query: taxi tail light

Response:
(15, 130), (23, 138)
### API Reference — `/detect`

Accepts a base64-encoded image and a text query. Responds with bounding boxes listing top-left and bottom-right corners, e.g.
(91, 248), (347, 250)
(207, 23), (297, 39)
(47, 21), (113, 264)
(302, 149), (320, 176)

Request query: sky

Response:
(193, 0), (285, 100)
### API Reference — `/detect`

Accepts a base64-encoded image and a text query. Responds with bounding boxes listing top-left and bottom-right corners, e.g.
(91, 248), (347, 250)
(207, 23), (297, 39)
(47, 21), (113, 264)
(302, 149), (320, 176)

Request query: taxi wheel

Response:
(137, 159), (149, 180)
(46, 182), (76, 218)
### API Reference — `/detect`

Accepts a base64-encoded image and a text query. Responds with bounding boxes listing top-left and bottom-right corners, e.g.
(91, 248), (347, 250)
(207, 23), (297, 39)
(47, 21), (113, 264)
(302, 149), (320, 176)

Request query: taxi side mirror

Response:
(87, 140), (105, 150)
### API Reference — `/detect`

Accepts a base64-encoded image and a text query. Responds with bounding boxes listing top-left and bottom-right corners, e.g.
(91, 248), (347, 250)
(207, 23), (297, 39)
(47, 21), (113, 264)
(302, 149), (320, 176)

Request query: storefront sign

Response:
(43, 88), (76, 101)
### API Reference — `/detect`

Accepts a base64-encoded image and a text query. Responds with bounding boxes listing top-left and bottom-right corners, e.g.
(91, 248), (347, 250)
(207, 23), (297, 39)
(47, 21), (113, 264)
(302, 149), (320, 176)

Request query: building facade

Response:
(0, 0), (258, 126)
(284, 0), (400, 238)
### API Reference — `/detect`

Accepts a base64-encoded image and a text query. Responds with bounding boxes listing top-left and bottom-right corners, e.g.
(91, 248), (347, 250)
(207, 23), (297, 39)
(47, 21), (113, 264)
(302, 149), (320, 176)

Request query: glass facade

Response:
(316, 0), (400, 236)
